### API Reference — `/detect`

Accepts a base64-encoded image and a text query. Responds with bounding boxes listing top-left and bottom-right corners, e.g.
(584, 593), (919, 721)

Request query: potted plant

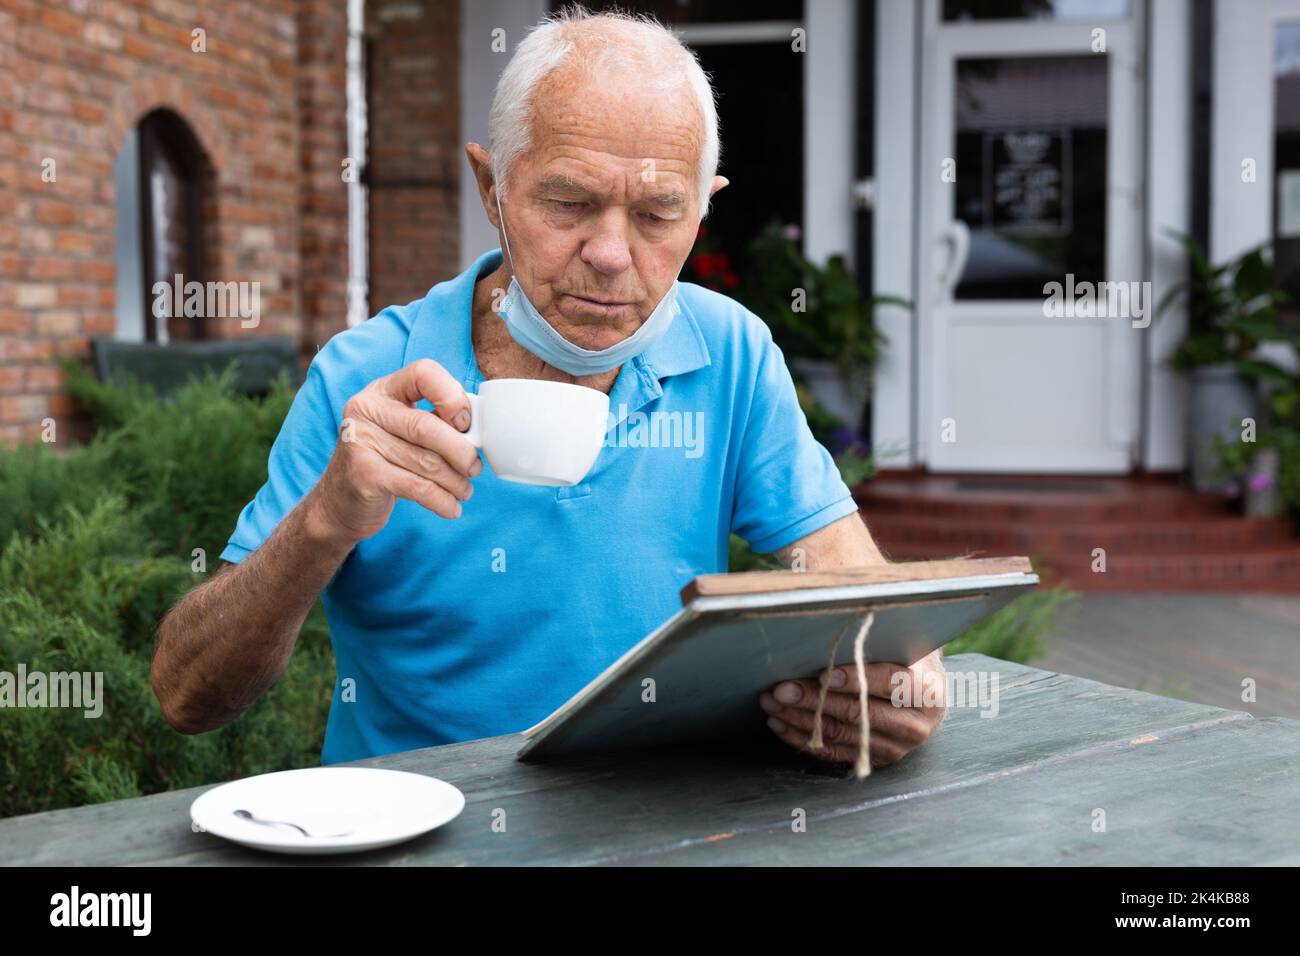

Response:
(682, 220), (907, 437)
(734, 220), (905, 436)
(1214, 432), (1283, 516)
(1156, 234), (1295, 492)
(1212, 354), (1300, 520)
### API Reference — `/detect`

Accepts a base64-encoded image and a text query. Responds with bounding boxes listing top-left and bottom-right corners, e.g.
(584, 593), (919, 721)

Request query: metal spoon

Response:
(232, 808), (353, 838)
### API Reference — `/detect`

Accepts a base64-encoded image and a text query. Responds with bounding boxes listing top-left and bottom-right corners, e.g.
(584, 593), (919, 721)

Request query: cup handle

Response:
(462, 392), (482, 448)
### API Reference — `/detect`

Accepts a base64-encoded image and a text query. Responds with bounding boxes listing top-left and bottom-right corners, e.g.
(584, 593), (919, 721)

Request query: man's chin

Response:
(551, 304), (641, 347)
(556, 328), (633, 352)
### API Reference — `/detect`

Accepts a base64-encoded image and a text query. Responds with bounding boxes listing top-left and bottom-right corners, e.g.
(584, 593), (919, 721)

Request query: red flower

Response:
(692, 253), (726, 277)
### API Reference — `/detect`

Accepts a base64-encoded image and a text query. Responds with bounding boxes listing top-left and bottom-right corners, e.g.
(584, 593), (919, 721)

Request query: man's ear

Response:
(708, 175), (730, 200)
(465, 143), (501, 227)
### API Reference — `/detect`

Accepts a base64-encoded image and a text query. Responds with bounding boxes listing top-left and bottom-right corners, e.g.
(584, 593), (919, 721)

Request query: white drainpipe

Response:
(346, 0), (370, 327)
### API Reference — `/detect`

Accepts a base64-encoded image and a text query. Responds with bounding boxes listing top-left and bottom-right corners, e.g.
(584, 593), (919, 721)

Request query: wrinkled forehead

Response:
(518, 66), (704, 195)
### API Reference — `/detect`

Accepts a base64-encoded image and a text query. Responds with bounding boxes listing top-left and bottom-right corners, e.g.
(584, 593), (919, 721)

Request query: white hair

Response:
(487, 3), (721, 218)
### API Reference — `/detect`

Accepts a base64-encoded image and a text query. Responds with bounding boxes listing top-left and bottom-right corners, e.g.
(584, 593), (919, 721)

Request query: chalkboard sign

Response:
(985, 129), (1071, 237)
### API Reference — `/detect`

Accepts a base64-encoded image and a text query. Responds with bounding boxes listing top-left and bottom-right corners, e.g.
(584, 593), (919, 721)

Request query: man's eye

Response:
(552, 200), (585, 210)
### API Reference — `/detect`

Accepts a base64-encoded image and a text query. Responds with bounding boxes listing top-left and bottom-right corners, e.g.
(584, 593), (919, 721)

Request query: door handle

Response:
(936, 220), (970, 297)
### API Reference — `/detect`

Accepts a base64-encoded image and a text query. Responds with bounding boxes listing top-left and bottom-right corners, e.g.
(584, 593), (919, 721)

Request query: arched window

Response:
(113, 109), (211, 344)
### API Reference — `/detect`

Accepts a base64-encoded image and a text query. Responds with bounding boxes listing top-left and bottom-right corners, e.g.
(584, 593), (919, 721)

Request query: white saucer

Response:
(190, 767), (466, 855)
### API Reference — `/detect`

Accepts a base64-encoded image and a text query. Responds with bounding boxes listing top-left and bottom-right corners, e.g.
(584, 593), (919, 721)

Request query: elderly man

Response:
(152, 6), (946, 769)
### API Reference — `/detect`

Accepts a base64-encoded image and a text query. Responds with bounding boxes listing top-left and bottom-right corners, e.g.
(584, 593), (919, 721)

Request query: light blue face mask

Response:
(494, 190), (681, 377)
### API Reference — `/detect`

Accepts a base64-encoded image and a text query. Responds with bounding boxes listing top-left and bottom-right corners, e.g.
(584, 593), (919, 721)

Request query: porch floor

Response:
(1031, 592), (1300, 720)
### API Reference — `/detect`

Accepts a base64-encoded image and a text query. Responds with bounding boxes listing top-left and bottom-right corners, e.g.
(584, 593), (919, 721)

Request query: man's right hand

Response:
(308, 358), (483, 545)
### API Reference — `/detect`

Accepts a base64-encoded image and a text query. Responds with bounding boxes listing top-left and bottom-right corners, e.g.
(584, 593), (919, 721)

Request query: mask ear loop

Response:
(494, 187), (516, 274)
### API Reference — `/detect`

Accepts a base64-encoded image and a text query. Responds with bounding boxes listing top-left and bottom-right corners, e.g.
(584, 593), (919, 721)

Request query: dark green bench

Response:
(90, 337), (302, 396)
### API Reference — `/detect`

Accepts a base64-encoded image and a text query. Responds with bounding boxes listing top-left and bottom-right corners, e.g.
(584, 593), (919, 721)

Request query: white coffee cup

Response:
(462, 379), (610, 486)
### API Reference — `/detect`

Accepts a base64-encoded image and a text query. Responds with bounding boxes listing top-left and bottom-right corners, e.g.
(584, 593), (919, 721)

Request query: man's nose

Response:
(580, 213), (633, 275)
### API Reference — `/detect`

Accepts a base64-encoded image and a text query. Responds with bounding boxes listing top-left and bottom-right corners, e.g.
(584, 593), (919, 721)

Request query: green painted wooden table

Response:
(4, 654), (1299, 866)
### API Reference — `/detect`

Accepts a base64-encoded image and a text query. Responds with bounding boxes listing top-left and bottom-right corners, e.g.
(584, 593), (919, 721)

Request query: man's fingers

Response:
(820, 654), (948, 710)
(765, 697), (857, 745)
(865, 735), (910, 768)
(861, 695), (935, 746)
(767, 678), (818, 709)
(367, 400), (481, 476)
(768, 669), (903, 713)
(767, 666), (904, 713)
(375, 460), (463, 520)
(764, 684), (860, 727)
(376, 358), (473, 430)
(764, 652), (949, 769)
(360, 422), (475, 501)
(817, 662), (911, 698)
(766, 712), (912, 768)
(767, 716), (858, 764)
(762, 691), (929, 747)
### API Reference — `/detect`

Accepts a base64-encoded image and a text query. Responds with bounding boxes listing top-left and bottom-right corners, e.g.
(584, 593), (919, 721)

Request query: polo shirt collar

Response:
(404, 247), (500, 389)
(405, 248), (711, 395)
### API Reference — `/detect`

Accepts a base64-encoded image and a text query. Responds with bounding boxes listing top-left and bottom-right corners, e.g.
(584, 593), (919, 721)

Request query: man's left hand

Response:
(758, 649), (948, 769)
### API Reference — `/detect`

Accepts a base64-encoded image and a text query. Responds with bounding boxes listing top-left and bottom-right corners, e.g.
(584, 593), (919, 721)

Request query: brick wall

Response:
(0, 0), (353, 444)
(297, 0), (349, 352)
(0, 0), (467, 445)
(365, 0), (460, 313)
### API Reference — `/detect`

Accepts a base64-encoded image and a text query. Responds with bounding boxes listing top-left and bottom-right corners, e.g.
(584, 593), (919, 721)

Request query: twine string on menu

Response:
(809, 610), (876, 779)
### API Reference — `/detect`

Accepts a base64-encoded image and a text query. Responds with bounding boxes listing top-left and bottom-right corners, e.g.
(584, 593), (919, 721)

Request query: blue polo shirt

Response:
(221, 248), (858, 764)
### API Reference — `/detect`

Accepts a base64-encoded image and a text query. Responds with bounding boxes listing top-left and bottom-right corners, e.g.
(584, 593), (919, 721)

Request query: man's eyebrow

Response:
(533, 175), (687, 209)
(534, 174), (598, 198)
(640, 190), (687, 209)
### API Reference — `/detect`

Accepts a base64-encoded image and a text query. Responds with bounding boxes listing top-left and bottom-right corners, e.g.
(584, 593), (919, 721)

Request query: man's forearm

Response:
(151, 487), (355, 734)
(776, 511), (886, 569)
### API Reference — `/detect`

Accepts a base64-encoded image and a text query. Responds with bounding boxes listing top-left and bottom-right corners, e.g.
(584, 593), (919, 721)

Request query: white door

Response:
(917, 0), (1145, 473)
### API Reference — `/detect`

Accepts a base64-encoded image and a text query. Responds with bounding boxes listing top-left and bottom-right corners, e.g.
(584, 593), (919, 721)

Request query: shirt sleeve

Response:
(729, 325), (860, 555)
(220, 359), (339, 564)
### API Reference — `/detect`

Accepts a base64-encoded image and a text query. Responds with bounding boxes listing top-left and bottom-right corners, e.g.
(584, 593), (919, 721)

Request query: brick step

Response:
(864, 513), (1296, 554)
(878, 542), (1300, 593)
(856, 478), (1229, 522)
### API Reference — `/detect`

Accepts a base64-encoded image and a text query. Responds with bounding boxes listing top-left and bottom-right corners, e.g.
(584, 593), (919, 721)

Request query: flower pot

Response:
(789, 357), (871, 435)
(1188, 363), (1257, 493)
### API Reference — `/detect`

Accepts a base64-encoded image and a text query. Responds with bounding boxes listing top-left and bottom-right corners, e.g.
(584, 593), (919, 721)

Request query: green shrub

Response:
(0, 439), (126, 545)
(944, 586), (1074, 662)
(729, 533), (783, 572)
(62, 361), (297, 556)
(0, 571), (335, 817)
(0, 370), (332, 819)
